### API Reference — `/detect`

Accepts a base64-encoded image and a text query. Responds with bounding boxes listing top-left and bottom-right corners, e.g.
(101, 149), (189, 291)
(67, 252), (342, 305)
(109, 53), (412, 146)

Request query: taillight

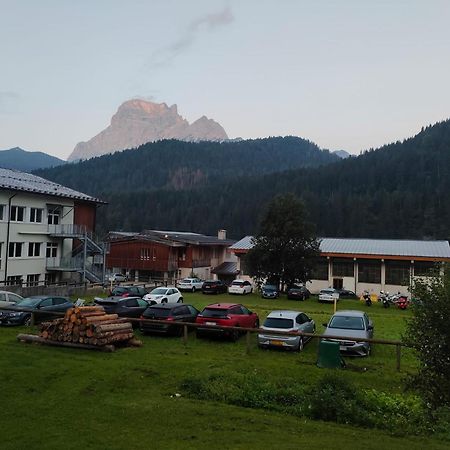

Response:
(139, 315), (144, 319)
(166, 317), (174, 321)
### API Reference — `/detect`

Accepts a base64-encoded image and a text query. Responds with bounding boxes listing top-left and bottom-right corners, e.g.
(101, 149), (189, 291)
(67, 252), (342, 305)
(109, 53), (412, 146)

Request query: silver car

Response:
(322, 310), (374, 356)
(258, 310), (315, 351)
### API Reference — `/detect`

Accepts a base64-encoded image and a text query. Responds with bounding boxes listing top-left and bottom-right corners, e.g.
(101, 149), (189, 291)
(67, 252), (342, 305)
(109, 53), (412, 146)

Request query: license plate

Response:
(270, 340), (284, 346)
(205, 321), (216, 326)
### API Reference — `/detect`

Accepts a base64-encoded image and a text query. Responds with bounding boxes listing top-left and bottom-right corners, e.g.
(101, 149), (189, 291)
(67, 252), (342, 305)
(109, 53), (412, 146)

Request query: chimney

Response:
(218, 229), (226, 240)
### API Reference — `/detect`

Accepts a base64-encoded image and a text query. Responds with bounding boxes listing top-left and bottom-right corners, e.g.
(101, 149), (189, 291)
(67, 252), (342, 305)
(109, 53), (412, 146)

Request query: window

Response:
(0, 293), (6, 301)
(358, 260), (381, 283)
(0, 204), (4, 220)
(141, 248), (150, 260)
(125, 298), (139, 307)
(9, 242), (23, 257)
(53, 298), (67, 305)
(27, 274), (40, 287)
(385, 261), (410, 286)
(312, 258), (329, 280)
(30, 208), (43, 223)
(28, 242), (41, 257)
(230, 306), (244, 315)
(45, 273), (57, 285)
(10, 206), (25, 222)
(46, 243), (58, 258)
(332, 259), (354, 277)
(240, 255), (249, 276)
(40, 298), (52, 307)
(47, 207), (60, 225)
(414, 261), (439, 277)
(6, 275), (22, 286)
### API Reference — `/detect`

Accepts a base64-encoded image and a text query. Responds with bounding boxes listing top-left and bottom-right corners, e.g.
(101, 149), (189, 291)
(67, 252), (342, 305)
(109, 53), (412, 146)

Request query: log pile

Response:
(39, 306), (136, 347)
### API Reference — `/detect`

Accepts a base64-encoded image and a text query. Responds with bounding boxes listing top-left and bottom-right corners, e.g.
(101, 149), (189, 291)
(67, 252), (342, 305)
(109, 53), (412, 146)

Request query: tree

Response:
(245, 193), (320, 289)
(403, 265), (450, 407)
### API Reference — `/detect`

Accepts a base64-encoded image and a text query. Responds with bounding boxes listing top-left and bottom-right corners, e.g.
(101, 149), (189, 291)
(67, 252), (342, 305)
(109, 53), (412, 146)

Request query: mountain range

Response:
(35, 119), (450, 240)
(68, 99), (228, 161)
(0, 147), (65, 171)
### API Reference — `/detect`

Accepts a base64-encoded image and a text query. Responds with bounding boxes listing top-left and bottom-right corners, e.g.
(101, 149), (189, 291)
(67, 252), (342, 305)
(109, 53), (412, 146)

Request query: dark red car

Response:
(196, 303), (259, 340)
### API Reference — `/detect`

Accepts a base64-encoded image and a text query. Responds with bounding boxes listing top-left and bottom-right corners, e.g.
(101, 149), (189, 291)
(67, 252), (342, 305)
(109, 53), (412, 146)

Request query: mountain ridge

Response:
(0, 147), (65, 171)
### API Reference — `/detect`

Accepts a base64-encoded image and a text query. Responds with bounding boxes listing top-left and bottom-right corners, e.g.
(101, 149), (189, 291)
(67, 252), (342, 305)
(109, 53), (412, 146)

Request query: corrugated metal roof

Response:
(142, 230), (235, 246)
(230, 236), (450, 259)
(229, 236), (254, 250)
(211, 261), (239, 275)
(320, 238), (450, 258)
(0, 168), (105, 204)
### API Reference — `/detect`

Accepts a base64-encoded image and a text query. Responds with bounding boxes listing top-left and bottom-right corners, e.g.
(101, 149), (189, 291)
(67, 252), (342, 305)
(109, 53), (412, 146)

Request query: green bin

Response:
(316, 340), (346, 369)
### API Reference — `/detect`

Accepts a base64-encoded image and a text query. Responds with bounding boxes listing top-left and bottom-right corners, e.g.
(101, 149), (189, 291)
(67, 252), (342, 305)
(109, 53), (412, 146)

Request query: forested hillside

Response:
(36, 137), (337, 193)
(0, 147), (65, 171)
(37, 121), (450, 240)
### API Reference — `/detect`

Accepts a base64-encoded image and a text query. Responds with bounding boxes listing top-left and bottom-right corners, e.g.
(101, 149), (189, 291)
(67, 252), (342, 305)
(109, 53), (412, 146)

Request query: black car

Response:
(110, 285), (148, 298)
(93, 296), (150, 321)
(335, 288), (357, 298)
(140, 303), (199, 335)
(261, 284), (279, 299)
(201, 280), (228, 295)
(0, 296), (73, 326)
(287, 285), (310, 301)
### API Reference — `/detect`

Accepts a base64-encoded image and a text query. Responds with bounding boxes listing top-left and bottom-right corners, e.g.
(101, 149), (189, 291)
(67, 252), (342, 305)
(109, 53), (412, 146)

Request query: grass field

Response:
(0, 292), (447, 449)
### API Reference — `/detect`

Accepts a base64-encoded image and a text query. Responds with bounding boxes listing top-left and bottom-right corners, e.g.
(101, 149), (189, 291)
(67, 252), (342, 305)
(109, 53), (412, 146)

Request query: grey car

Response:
(258, 310), (315, 351)
(322, 310), (374, 356)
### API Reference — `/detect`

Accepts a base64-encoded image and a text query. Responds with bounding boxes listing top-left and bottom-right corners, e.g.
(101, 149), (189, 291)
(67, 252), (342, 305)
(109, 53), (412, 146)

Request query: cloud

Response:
(0, 91), (20, 114)
(148, 5), (234, 70)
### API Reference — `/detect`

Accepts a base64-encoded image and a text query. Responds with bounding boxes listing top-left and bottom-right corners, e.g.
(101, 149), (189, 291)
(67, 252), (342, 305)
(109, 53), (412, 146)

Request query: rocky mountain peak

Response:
(68, 99), (228, 161)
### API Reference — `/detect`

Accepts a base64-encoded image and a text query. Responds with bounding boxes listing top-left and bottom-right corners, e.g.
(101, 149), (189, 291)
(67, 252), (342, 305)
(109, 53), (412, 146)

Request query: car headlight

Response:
(8, 312), (22, 317)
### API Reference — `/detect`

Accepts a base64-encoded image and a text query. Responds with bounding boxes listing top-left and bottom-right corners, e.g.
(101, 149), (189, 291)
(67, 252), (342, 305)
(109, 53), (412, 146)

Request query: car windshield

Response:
(151, 288), (168, 295)
(329, 316), (364, 330)
(321, 290), (335, 294)
(263, 285), (277, 291)
(145, 308), (171, 318)
(263, 318), (294, 329)
(112, 287), (127, 293)
(231, 281), (243, 286)
(201, 308), (229, 318)
(17, 297), (42, 308)
(181, 279), (192, 284)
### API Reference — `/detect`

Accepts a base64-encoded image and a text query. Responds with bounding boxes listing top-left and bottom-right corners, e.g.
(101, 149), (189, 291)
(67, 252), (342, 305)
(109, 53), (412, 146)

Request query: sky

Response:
(1, 0), (450, 159)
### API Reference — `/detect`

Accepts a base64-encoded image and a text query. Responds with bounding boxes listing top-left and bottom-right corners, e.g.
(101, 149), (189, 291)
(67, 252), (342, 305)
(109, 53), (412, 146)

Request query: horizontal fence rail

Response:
(1, 305), (406, 370)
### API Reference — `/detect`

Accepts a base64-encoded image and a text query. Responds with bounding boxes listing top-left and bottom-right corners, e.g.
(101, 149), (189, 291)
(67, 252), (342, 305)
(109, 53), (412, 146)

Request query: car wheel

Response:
(23, 315), (32, 326)
(177, 297), (183, 303)
(297, 337), (304, 352)
(192, 287), (196, 293)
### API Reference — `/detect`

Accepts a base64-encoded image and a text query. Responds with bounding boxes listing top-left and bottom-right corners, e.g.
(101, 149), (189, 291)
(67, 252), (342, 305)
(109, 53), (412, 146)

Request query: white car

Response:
(143, 287), (183, 304)
(177, 278), (204, 292)
(228, 279), (253, 295)
(0, 291), (24, 309)
(318, 288), (340, 303)
(108, 273), (128, 282)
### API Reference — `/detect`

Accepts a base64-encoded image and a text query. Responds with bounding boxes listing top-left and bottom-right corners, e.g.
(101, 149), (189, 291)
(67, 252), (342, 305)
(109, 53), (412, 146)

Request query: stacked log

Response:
(39, 306), (135, 347)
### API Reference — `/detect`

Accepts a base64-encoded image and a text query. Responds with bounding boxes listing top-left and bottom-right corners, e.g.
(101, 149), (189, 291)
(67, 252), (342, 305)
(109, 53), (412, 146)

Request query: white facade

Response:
(0, 191), (75, 286)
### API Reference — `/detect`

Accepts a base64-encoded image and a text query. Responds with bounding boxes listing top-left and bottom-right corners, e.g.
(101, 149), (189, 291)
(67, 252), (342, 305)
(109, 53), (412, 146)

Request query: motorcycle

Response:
(379, 291), (391, 308)
(395, 295), (409, 310)
(363, 290), (372, 307)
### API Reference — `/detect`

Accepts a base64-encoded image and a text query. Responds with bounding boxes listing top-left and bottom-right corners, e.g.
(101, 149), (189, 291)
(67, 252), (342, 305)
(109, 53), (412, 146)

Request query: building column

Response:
(354, 258), (358, 294)
(381, 259), (385, 291)
(327, 257), (332, 287)
(134, 270), (139, 283)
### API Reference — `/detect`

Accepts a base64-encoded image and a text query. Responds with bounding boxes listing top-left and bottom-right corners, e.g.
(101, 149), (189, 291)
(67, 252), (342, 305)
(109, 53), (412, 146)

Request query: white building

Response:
(0, 168), (105, 287)
(230, 236), (450, 295)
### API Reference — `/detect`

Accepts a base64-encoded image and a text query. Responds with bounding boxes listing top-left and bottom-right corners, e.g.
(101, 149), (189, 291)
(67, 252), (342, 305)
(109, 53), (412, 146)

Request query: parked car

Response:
(177, 278), (204, 292)
(335, 288), (357, 298)
(287, 285), (310, 301)
(228, 279), (253, 295)
(201, 280), (228, 295)
(143, 287), (183, 304)
(140, 303), (199, 335)
(318, 288), (340, 303)
(0, 296), (73, 326)
(107, 273), (128, 283)
(196, 303), (259, 340)
(261, 284), (279, 299)
(110, 285), (148, 298)
(258, 310), (315, 351)
(322, 310), (374, 356)
(93, 296), (149, 321)
(0, 290), (23, 308)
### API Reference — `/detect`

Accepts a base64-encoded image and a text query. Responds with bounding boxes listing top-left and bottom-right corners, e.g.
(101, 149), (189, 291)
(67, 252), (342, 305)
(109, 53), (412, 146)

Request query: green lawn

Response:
(0, 292), (446, 449)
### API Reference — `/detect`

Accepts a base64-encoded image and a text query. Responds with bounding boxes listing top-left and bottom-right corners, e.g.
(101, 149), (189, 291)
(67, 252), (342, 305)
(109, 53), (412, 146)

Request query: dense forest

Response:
(0, 147), (65, 171)
(36, 121), (450, 240)
(36, 137), (337, 194)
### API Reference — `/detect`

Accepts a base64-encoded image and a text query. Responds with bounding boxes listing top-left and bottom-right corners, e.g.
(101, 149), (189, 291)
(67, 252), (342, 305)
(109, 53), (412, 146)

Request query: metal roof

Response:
(0, 168), (104, 204)
(230, 236), (450, 259)
(211, 261), (239, 275)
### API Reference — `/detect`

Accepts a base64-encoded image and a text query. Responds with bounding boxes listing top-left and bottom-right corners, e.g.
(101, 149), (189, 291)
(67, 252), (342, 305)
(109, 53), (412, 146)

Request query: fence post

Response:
(30, 312), (35, 326)
(183, 325), (188, 346)
(246, 330), (251, 354)
(396, 344), (401, 371)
